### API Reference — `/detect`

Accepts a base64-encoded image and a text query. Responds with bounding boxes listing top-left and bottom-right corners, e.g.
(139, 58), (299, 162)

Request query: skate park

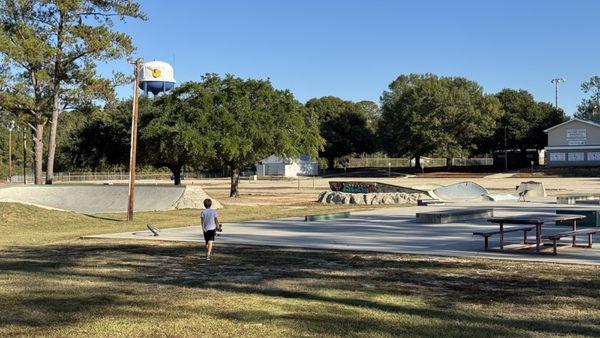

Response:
(84, 178), (600, 265)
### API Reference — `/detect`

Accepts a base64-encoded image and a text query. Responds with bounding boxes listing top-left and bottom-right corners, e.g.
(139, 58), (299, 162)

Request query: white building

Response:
(544, 118), (600, 167)
(256, 155), (318, 177)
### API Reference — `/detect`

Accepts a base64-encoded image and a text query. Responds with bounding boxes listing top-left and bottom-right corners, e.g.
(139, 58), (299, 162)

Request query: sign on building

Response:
(568, 152), (584, 161)
(549, 153), (565, 161)
(567, 128), (587, 145)
(588, 152), (600, 161)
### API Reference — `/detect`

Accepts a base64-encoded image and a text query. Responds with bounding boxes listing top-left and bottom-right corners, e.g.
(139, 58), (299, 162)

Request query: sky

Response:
(102, 0), (600, 115)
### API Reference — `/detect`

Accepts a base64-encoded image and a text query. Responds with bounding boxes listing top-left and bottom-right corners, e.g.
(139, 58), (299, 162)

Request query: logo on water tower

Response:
(139, 60), (175, 95)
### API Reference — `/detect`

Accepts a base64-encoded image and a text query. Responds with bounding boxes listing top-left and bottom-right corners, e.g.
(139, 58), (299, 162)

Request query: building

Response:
(544, 118), (600, 167)
(256, 155), (318, 177)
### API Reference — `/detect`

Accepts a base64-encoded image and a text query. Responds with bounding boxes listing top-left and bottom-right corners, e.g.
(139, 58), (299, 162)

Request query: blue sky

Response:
(103, 0), (600, 115)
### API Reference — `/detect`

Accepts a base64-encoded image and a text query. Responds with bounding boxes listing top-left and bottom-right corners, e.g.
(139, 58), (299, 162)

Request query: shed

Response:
(256, 155), (318, 177)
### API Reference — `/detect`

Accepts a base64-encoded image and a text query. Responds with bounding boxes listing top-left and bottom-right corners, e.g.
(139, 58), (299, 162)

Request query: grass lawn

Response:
(1, 202), (599, 336)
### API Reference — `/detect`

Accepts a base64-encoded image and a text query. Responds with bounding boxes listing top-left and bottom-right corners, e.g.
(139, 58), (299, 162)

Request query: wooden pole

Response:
(127, 58), (142, 221)
(22, 128), (26, 184)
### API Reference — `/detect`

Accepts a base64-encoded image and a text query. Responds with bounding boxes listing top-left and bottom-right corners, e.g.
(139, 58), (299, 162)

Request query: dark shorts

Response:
(203, 230), (216, 243)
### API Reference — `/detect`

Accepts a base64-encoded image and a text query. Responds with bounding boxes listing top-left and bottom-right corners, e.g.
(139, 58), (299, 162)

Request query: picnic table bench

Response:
(479, 214), (587, 254)
(542, 228), (600, 255)
(473, 226), (535, 251)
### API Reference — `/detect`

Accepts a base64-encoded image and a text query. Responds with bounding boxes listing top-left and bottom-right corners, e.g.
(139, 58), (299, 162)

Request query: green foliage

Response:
(68, 74), (323, 193)
(379, 74), (501, 166)
(575, 76), (600, 120)
(0, 0), (146, 183)
(139, 83), (214, 184)
(481, 89), (565, 152)
(200, 74), (323, 196)
(306, 96), (377, 168)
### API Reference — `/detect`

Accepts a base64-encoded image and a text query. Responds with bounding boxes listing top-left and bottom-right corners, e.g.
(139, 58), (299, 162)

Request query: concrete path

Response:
(85, 200), (600, 265)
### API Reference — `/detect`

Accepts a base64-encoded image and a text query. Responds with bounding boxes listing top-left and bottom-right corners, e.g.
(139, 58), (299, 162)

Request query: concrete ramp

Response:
(431, 181), (488, 201)
(0, 184), (220, 214)
(516, 181), (547, 198)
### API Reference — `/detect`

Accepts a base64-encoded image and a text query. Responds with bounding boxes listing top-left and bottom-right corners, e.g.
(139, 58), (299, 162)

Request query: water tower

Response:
(139, 60), (175, 95)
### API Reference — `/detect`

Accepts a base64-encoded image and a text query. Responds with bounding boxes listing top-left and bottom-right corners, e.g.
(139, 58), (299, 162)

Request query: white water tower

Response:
(139, 60), (175, 95)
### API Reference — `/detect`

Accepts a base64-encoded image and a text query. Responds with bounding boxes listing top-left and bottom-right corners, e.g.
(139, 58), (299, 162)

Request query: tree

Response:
(306, 96), (377, 168)
(575, 76), (600, 120)
(379, 74), (502, 169)
(480, 89), (565, 153)
(202, 74), (323, 197)
(140, 83), (214, 185)
(0, 0), (146, 184)
(66, 100), (133, 170)
(355, 100), (381, 132)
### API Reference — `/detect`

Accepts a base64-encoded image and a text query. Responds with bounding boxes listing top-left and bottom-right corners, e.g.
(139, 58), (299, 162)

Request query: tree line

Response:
(2, 0), (598, 197)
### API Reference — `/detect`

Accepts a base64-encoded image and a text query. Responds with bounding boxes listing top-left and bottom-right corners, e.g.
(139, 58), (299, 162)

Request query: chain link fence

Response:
(346, 157), (493, 168)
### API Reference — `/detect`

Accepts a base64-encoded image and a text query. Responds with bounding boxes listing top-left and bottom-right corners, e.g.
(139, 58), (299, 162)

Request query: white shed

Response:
(256, 155), (318, 177)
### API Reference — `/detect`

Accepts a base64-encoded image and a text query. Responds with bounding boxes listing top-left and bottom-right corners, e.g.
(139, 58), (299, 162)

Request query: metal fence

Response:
(346, 157), (493, 168)
(8, 171), (231, 183)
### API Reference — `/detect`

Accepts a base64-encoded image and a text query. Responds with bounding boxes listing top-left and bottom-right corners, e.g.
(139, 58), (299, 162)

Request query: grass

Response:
(1, 202), (600, 336)
(0, 202), (371, 246)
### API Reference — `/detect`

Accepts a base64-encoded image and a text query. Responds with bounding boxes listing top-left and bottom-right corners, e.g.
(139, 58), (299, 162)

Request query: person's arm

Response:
(200, 212), (205, 230)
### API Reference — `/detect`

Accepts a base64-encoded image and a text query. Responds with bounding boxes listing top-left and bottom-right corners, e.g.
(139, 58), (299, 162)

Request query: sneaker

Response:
(206, 254), (211, 261)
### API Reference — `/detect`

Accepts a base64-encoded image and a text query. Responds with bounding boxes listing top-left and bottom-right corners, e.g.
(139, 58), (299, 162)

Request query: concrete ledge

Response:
(556, 209), (599, 227)
(305, 212), (351, 222)
(575, 199), (600, 205)
(417, 199), (445, 206)
(557, 195), (600, 205)
(416, 208), (494, 224)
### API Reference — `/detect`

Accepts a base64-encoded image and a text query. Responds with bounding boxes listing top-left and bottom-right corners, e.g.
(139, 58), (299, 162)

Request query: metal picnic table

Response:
(486, 214), (586, 253)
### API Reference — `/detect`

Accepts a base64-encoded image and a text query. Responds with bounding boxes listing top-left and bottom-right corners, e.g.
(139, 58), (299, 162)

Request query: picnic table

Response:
(486, 214), (585, 253)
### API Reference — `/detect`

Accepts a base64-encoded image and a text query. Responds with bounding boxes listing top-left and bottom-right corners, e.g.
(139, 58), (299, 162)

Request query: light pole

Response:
(504, 126), (508, 172)
(551, 77), (565, 109)
(127, 58), (143, 221)
(6, 120), (15, 182)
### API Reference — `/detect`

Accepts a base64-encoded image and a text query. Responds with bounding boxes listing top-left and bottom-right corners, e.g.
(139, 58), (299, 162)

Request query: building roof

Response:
(544, 118), (600, 133)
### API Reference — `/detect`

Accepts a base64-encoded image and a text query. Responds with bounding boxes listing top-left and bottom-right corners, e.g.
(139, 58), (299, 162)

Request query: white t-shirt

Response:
(200, 208), (218, 231)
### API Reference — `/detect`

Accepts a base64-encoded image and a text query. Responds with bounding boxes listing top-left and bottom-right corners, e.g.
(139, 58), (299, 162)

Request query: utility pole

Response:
(127, 58), (143, 221)
(551, 78), (565, 109)
(7, 121), (15, 182)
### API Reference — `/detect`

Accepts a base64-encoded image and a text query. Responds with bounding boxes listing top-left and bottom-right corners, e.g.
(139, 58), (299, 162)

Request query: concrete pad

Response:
(84, 200), (600, 265)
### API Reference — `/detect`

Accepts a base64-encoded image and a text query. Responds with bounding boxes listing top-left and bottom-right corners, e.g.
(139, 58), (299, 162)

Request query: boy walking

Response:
(200, 198), (219, 260)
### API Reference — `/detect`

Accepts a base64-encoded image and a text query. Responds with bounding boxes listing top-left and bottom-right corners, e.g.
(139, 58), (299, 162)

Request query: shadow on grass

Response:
(1, 242), (599, 336)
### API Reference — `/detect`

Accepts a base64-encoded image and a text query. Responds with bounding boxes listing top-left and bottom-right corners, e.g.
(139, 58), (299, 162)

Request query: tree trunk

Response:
(230, 166), (241, 198)
(46, 92), (60, 184)
(446, 157), (452, 170)
(414, 155), (422, 170)
(172, 166), (182, 186)
(33, 122), (44, 185)
(327, 157), (335, 171)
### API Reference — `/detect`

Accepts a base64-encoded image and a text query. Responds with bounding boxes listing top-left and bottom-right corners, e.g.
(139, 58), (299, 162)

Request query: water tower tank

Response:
(139, 60), (175, 95)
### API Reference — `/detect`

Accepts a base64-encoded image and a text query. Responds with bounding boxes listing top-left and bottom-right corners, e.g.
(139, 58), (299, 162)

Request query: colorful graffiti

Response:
(329, 182), (379, 193)
(329, 181), (426, 194)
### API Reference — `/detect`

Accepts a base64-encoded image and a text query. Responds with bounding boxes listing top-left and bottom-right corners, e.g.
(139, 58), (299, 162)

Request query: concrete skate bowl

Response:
(329, 181), (427, 194)
(0, 184), (221, 214)
(430, 181), (489, 201)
